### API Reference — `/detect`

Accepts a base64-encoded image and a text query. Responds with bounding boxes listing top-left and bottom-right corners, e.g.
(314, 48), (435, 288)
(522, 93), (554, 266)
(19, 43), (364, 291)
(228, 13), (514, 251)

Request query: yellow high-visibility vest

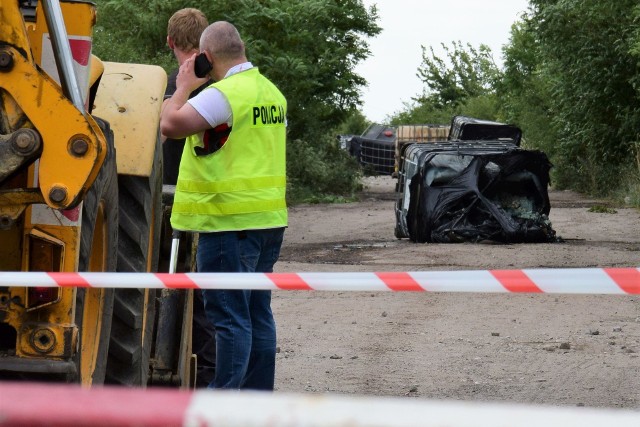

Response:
(171, 68), (287, 232)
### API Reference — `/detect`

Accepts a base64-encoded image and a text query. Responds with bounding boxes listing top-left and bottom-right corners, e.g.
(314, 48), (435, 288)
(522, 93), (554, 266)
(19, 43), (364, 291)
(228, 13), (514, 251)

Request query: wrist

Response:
(169, 86), (191, 105)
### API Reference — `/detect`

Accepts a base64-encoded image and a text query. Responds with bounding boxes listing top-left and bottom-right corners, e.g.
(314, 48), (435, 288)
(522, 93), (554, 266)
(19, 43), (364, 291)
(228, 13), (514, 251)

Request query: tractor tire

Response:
(73, 118), (118, 385)
(104, 135), (163, 386)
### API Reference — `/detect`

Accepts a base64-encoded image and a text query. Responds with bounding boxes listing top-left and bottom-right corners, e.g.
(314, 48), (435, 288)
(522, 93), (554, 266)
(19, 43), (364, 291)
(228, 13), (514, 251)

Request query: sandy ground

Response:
(272, 176), (640, 409)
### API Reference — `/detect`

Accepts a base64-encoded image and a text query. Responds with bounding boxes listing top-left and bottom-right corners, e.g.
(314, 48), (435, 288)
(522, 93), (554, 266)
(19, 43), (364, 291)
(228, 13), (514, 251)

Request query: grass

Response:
(588, 205), (618, 214)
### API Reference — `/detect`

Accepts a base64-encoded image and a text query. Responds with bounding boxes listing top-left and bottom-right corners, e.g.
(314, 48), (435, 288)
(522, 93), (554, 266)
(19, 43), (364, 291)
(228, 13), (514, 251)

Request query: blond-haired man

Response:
(163, 8), (216, 389)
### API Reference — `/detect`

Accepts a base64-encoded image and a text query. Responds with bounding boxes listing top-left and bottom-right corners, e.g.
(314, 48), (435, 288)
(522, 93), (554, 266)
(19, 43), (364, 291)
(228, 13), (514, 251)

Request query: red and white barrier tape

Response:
(0, 267), (639, 294)
(1, 381), (640, 427)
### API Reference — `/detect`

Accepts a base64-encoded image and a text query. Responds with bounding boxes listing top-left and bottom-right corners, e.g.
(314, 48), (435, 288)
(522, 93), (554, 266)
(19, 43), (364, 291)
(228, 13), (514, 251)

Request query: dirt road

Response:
(272, 176), (640, 408)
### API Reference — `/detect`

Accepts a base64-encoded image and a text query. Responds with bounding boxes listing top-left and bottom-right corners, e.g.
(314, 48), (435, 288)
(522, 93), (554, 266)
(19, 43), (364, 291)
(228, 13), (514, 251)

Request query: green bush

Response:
(611, 160), (640, 208)
(286, 134), (362, 204)
(92, 0), (377, 205)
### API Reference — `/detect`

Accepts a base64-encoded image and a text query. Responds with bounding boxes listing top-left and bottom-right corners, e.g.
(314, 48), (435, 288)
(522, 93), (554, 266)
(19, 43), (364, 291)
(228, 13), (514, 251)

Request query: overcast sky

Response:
(356, 0), (530, 123)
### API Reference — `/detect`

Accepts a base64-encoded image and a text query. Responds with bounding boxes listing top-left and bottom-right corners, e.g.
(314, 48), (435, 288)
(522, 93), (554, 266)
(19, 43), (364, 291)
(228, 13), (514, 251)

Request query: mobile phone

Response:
(194, 53), (212, 78)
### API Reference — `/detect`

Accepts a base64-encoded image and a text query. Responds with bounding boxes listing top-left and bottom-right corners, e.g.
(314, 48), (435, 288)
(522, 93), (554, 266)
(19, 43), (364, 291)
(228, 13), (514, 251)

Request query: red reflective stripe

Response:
(266, 273), (312, 290)
(604, 268), (640, 294)
(69, 39), (91, 66)
(155, 273), (198, 289)
(47, 272), (90, 287)
(490, 270), (543, 293)
(376, 272), (423, 291)
(0, 381), (191, 426)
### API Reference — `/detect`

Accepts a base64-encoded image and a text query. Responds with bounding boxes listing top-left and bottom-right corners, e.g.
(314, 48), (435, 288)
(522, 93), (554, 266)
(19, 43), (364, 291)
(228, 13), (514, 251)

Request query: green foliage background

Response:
(525, 0), (640, 199)
(388, 1), (640, 205)
(92, 0), (640, 206)
(92, 0), (380, 203)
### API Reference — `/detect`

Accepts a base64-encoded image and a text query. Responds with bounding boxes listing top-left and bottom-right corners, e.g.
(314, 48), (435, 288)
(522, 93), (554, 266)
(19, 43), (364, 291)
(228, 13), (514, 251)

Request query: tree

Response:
(388, 100), (455, 126)
(498, 18), (559, 155)
(93, 0), (381, 143)
(92, 0), (381, 200)
(527, 0), (640, 194)
(92, 0), (177, 70)
(218, 0), (381, 142)
(336, 110), (370, 136)
(388, 41), (502, 125)
(416, 41), (500, 110)
(390, 41), (501, 125)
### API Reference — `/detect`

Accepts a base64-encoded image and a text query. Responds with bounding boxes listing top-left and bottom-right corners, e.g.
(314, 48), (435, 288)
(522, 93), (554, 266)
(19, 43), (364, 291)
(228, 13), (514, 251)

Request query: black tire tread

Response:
(104, 135), (163, 386)
(73, 117), (118, 384)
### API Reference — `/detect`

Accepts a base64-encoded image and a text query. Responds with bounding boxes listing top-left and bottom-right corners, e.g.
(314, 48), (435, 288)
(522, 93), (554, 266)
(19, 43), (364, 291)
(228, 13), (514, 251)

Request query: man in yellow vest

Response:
(160, 21), (287, 390)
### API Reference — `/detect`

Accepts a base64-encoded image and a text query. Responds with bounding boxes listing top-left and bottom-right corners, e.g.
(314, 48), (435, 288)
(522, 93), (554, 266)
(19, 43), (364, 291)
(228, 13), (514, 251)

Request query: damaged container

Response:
(394, 140), (557, 243)
(449, 115), (523, 146)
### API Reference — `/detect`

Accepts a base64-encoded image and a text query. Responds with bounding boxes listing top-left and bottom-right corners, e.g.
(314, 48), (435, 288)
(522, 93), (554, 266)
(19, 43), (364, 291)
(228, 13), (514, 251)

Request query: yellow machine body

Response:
(0, 1), (181, 386)
(93, 61), (167, 177)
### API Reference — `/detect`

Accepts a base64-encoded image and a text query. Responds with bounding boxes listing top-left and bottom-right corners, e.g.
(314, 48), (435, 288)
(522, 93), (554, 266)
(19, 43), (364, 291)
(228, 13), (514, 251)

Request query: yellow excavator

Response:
(0, 0), (195, 387)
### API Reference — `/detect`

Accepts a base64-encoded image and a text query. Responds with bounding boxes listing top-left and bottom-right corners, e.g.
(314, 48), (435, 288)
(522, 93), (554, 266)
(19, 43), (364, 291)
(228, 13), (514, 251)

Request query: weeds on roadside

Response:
(588, 205), (618, 214)
(286, 135), (362, 205)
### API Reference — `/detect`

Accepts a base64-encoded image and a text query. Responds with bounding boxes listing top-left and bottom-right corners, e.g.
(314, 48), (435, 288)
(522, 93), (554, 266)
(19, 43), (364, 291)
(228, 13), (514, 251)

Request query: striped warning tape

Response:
(2, 381), (640, 427)
(0, 267), (638, 294)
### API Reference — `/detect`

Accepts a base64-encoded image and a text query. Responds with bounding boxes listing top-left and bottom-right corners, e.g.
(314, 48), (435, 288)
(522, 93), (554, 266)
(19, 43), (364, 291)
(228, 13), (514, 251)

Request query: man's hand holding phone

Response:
(194, 52), (213, 78)
(175, 52), (210, 95)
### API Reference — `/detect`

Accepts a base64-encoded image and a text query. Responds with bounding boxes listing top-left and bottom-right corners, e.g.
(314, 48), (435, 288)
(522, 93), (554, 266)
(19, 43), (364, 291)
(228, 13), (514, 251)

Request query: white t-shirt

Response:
(187, 62), (254, 128)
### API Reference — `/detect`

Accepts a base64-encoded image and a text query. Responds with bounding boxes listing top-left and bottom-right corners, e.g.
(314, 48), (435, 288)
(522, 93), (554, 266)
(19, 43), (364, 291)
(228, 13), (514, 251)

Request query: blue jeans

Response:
(197, 228), (284, 390)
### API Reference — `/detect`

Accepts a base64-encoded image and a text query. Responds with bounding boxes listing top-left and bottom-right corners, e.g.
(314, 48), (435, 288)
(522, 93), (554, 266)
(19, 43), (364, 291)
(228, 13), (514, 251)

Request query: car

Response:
(347, 123), (397, 175)
(344, 123), (450, 176)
